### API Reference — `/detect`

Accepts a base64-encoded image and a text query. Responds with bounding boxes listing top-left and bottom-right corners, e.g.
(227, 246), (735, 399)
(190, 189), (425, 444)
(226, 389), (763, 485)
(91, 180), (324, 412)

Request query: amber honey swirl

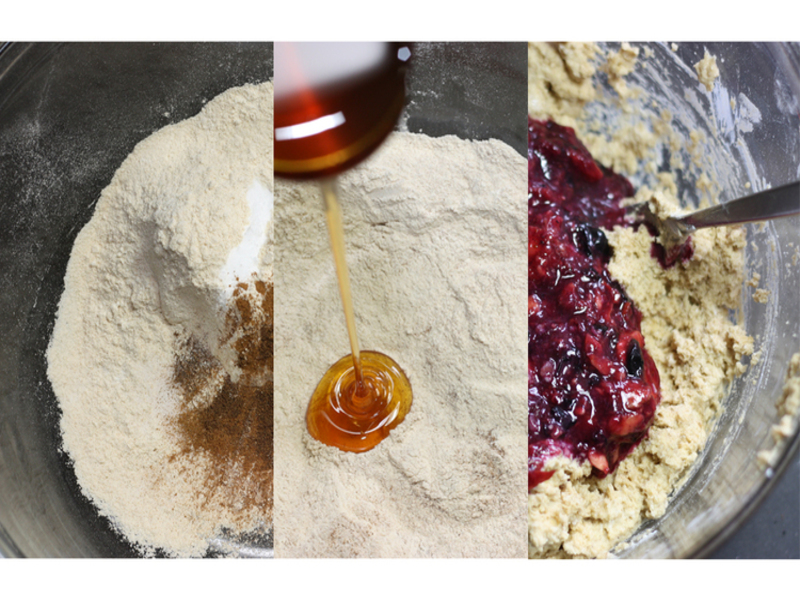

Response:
(305, 181), (413, 452)
(306, 351), (412, 453)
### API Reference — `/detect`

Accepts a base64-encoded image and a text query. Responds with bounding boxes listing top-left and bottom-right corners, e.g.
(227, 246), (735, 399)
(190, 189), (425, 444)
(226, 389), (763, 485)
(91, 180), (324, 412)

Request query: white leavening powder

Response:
(47, 82), (274, 557)
(274, 132), (528, 557)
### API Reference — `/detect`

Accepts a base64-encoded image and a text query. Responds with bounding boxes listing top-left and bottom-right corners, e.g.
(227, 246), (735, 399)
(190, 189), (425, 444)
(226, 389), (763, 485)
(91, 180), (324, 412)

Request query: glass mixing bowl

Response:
(0, 42), (527, 557)
(0, 42), (276, 557)
(583, 42), (799, 558)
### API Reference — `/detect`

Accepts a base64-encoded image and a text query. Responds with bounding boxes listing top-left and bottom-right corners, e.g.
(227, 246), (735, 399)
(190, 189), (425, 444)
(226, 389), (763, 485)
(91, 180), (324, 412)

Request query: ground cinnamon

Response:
(170, 281), (274, 519)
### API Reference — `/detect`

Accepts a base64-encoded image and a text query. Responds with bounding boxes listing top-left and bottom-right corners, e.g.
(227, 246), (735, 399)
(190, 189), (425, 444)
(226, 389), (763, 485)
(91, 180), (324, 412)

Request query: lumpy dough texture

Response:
(694, 50), (720, 92)
(527, 43), (753, 559)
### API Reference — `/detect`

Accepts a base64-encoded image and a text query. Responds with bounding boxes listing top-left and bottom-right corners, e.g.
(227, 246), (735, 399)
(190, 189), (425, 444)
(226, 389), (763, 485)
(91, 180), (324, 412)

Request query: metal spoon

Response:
(628, 180), (800, 250)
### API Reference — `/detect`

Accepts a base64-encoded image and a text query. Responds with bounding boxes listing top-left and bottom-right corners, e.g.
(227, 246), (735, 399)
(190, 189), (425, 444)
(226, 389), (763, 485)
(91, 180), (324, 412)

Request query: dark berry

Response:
(574, 223), (612, 261)
(650, 236), (695, 268)
(626, 339), (644, 378)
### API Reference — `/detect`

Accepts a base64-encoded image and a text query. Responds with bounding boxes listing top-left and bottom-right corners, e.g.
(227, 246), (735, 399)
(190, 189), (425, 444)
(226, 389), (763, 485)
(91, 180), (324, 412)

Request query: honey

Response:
(305, 182), (412, 452)
(274, 42), (410, 179)
(306, 350), (413, 453)
(275, 43), (414, 452)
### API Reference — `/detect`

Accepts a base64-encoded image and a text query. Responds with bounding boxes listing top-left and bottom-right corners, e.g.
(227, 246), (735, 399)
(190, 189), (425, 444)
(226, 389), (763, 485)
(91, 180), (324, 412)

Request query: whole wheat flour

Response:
(527, 43), (754, 558)
(274, 132), (528, 558)
(47, 82), (274, 557)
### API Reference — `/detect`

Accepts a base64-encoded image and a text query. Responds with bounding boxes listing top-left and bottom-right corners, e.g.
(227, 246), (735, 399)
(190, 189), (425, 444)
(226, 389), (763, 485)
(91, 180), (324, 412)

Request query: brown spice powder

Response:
(170, 281), (274, 521)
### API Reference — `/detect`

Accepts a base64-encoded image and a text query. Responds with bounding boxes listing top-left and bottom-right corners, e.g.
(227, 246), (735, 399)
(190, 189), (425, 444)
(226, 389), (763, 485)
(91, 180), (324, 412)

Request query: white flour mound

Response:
(47, 82), (274, 557)
(274, 132), (528, 558)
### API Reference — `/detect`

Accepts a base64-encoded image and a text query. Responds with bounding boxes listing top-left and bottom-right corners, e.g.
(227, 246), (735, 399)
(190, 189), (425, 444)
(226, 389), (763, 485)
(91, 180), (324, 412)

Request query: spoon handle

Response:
(681, 180), (800, 230)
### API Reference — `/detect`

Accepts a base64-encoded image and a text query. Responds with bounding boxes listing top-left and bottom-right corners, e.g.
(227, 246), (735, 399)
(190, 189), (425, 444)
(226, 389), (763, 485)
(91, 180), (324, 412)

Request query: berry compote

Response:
(528, 119), (661, 490)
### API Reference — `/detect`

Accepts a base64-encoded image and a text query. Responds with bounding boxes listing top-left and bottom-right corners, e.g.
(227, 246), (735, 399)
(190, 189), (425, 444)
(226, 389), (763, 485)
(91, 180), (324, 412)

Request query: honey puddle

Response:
(305, 181), (412, 452)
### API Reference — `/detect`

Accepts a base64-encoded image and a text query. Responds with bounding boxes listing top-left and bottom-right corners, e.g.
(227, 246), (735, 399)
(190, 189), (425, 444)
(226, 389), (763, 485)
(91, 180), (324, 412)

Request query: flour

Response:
(46, 82), (274, 557)
(274, 132), (528, 557)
